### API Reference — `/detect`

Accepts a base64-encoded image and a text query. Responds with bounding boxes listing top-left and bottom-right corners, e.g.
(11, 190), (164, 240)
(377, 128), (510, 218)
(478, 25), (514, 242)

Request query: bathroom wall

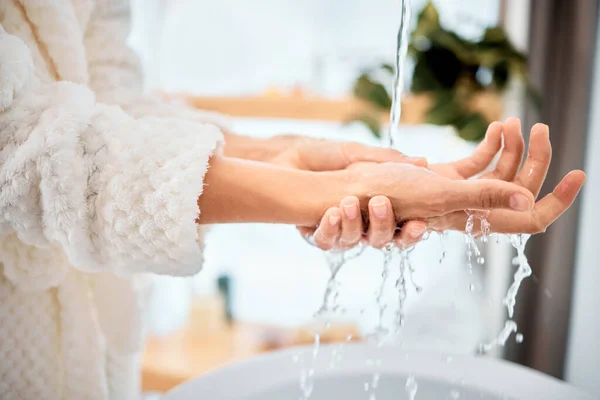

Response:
(565, 13), (600, 397)
(132, 0), (500, 96)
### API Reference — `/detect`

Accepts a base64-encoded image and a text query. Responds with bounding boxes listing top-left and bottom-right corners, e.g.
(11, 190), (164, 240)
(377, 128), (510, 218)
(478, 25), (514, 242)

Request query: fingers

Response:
(440, 179), (535, 214)
(313, 208), (342, 250)
(452, 121), (503, 178)
(365, 196), (396, 248)
(515, 123), (552, 198)
(483, 118), (525, 180)
(339, 196), (363, 249)
(431, 170), (586, 234)
(502, 169), (585, 234)
(341, 142), (428, 168)
(394, 220), (428, 248)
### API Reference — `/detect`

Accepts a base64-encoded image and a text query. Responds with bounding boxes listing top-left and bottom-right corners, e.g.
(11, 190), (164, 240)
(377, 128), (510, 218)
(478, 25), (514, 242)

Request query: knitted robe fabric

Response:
(0, 1), (226, 398)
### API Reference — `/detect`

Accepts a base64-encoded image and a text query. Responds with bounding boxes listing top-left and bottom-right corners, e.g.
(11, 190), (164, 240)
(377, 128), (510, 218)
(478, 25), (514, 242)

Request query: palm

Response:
(430, 121), (515, 182)
(426, 119), (585, 235)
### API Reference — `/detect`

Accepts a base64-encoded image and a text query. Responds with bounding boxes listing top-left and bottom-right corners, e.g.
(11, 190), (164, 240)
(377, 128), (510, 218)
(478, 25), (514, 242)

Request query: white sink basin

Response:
(163, 343), (594, 400)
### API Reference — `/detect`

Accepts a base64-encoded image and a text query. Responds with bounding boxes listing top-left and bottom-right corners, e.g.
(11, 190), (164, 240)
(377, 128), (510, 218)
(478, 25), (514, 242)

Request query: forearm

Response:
(222, 131), (300, 161)
(197, 157), (349, 226)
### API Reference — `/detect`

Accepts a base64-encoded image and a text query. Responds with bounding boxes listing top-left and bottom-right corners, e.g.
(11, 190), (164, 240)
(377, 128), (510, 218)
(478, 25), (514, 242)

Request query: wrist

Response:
(197, 156), (350, 226)
(223, 133), (297, 161)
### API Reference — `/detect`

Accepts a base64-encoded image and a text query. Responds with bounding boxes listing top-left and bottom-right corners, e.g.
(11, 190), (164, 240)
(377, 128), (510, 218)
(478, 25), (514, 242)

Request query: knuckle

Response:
(479, 187), (496, 209)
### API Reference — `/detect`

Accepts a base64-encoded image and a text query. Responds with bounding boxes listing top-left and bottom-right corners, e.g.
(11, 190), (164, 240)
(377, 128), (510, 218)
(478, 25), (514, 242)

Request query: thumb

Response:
(442, 179), (535, 213)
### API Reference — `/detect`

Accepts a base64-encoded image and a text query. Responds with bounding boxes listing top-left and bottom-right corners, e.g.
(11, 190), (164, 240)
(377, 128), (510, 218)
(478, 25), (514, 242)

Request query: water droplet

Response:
(512, 256), (520, 265)
(469, 283), (475, 292)
(325, 321), (331, 330)
(544, 288), (553, 299)
(372, 373), (381, 388)
(346, 334), (353, 342)
(439, 251), (447, 264)
(364, 382), (370, 391)
(477, 256), (485, 265)
(516, 333), (524, 343)
(450, 389), (461, 399)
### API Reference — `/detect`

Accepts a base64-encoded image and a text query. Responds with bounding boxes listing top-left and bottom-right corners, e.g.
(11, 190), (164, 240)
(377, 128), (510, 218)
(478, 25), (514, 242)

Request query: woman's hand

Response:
(223, 133), (428, 249)
(426, 120), (585, 235)
(396, 119), (523, 247)
(310, 119), (585, 249)
(306, 121), (514, 250)
(197, 152), (534, 230)
(257, 136), (429, 249)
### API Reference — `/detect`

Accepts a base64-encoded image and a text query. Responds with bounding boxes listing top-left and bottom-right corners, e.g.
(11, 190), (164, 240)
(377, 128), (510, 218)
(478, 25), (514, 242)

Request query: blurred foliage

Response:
(350, 1), (540, 142)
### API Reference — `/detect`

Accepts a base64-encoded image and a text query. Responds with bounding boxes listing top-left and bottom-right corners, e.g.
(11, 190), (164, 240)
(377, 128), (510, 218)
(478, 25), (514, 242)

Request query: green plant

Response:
(351, 1), (540, 142)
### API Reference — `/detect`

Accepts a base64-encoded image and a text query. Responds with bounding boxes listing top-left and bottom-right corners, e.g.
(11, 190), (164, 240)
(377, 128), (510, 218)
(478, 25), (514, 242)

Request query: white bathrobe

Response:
(0, 1), (226, 398)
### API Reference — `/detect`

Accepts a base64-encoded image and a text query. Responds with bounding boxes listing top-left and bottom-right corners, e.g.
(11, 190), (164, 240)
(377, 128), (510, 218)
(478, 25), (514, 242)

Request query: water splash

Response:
(316, 245), (366, 317)
(480, 234), (532, 352)
(479, 320), (518, 353)
(464, 211), (489, 291)
(504, 234), (532, 318)
(302, 1), (418, 398)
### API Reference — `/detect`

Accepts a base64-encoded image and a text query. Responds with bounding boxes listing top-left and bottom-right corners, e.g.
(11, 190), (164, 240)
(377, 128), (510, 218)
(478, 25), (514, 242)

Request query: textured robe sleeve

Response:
(84, 0), (232, 128)
(0, 24), (223, 277)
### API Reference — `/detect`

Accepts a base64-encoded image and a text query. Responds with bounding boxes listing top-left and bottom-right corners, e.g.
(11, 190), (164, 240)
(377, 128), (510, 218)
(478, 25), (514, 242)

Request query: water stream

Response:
(300, 0), (534, 397)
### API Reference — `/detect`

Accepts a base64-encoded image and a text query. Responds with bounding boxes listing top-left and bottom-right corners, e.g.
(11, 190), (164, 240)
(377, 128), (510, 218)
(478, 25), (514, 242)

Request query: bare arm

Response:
(197, 157), (347, 226)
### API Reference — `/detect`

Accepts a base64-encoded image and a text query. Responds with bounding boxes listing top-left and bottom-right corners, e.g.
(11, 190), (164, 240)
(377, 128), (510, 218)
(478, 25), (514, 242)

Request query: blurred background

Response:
(130, 0), (600, 397)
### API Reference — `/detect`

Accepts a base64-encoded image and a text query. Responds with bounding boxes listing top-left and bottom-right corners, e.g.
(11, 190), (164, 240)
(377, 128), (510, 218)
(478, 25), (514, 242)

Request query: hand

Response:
(267, 135), (427, 171)
(299, 160), (537, 251)
(306, 121), (515, 250)
(426, 120), (586, 235)
(397, 119), (522, 247)
(263, 136), (430, 249)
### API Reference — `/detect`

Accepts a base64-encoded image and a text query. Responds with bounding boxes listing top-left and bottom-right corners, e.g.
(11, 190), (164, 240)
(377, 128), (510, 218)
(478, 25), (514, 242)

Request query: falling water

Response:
(374, 246), (394, 340)
(395, 248), (412, 330)
(405, 375), (418, 400)
(316, 246), (366, 316)
(480, 234), (532, 352)
(385, 0), (413, 147)
(504, 234), (532, 318)
(464, 211), (490, 291)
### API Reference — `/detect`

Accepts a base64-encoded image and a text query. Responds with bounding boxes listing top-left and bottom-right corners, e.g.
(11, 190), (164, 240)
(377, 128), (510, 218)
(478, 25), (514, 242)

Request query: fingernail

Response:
(371, 202), (387, 218)
(409, 226), (427, 239)
(329, 213), (341, 226)
(343, 203), (358, 220)
(510, 194), (531, 211)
